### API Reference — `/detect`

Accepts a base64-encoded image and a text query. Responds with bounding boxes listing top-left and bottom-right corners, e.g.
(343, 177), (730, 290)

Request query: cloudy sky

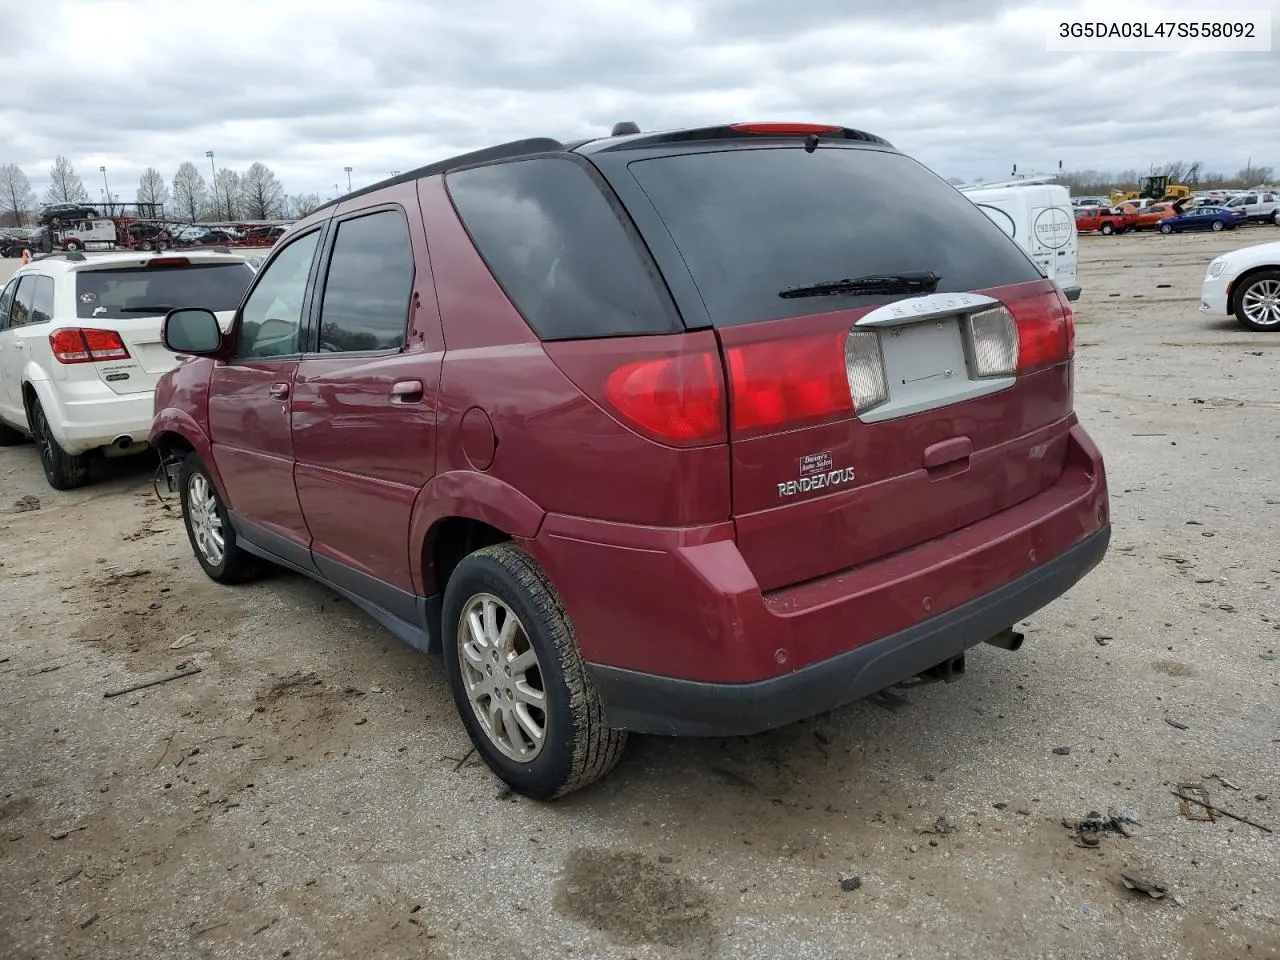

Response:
(2, 0), (1278, 206)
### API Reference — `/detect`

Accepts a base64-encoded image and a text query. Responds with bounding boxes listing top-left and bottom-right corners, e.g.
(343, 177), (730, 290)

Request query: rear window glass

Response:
(627, 146), (1042, 327)
(446, 157), (680, 340)
(75, 263), (254, 320)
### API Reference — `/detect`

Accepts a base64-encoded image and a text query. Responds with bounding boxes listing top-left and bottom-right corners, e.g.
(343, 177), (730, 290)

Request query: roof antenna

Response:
(611, 121), (640, 136)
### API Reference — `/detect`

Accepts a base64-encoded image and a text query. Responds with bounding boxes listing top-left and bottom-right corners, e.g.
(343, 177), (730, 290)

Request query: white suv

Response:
(0, 250), (254, 488)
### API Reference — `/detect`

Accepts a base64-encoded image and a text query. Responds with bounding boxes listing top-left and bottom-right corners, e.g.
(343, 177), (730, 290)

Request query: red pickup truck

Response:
(1074, 206), (1137, 235)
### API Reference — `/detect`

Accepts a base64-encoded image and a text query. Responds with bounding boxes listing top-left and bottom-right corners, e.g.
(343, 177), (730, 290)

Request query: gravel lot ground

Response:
(1, 230), (1278, 960)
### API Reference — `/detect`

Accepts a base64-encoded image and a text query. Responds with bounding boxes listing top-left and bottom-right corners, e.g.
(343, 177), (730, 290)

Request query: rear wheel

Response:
(139, 239), (154, 251)
(1233, 270), (1280, 332)
(1211, 220), (1225, 232)
(442, 544), (627, 800)
(1100, 223), (1115, 235)
(179, 453), (263, 583)
(63, 240), (83, 252)
(1159, 223), (1174, 234)
(28, 396), (88, 490)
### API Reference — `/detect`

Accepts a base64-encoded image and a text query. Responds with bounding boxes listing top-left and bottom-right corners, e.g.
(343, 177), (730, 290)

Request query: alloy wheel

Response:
(457, 593), (547, 762)
(186, 473), (225, 566)
(1241, 279), (1280, 328)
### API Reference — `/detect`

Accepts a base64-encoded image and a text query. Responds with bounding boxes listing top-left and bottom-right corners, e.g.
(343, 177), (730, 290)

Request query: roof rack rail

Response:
(311, 136), (569, 216)
(30, 251), (87, 263)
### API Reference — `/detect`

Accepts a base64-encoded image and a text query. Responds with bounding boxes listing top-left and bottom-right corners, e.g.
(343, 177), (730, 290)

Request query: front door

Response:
(290, 198), (442, 615)
(207, 227), (324, 569)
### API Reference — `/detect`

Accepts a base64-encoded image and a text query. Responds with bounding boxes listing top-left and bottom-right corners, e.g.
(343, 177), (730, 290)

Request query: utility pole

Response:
(99, 166), (110, 212)
(344, 166), (353, 192)
(206, 151), (217, 222)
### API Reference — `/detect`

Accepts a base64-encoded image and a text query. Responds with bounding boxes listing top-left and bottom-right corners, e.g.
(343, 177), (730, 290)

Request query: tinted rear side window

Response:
(75, 263), (255, 320)
(315, 210), (414, 353)
(446, 157), (680, 340)
(627, 146), (1043, 327)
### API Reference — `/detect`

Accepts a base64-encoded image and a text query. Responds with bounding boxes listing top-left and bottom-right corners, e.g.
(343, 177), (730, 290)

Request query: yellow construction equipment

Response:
(1110, 175), (1190, 207)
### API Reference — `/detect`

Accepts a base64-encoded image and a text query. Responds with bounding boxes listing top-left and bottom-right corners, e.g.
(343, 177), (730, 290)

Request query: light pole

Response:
(205, 151), (217, 222)
(344, 167), (353, 192)
(99, 166), (110, 212)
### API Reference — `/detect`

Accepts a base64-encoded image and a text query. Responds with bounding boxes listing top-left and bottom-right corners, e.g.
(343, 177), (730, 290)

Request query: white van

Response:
(957, 178), (1080, 301)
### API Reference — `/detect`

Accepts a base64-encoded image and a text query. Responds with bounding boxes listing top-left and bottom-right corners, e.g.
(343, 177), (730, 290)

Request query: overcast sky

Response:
(2, 0), (1278, 205)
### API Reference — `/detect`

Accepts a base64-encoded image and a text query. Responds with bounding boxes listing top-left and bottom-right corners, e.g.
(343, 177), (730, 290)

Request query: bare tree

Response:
(0, 163), (36, 227)
(172, 162), (208, 222)
(1238, 164), (1275, 187)
(289, 192), (323, 218)
(212, 169), (242, 220)
(136, 167), (170, 211)
(240, 162), (285, 219)
(45, 155), (90, 204)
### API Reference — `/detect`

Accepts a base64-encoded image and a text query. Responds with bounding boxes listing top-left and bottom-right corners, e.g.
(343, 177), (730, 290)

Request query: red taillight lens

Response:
(147, 256), (190, 267)
(49, 328), (130, 364)
(729, 122), (843, 136)
(604, 351), (725, 443)
(726, 331), (853, 432)
(1012, 293), (1072, 373)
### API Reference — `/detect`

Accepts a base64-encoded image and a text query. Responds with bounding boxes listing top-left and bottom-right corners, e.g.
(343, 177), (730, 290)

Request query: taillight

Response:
(962, 289), (1073, 378)
(726, 331), (853, 431)
(604, 351), (725, 443)
(49, 328), (130, 364)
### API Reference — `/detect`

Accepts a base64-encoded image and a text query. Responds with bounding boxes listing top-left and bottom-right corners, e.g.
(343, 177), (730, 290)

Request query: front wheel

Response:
(179, 453), (263, 583)
(1100, 223), (1115, 236)
(29, 397), (87, 489)
(1211, 220), (1225, 232)
(1233, 269), (1280, 332)
(1160, 223), (1174, 234)
(442, 544), (627, 800)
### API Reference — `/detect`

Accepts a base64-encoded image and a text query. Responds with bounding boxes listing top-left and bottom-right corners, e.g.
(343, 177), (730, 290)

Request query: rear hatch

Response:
(69, 258), (253, 394)
(610, 135), (1076, 591)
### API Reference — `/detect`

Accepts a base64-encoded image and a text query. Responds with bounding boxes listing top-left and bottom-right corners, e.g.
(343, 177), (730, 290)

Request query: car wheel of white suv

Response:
(29, 397), (88, 490)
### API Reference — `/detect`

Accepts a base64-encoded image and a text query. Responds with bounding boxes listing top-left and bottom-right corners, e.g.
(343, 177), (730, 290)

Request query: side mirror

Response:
(162, 307), (225, 356)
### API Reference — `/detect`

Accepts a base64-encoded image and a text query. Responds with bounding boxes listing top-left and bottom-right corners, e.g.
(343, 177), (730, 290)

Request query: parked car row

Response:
(1074, 199), (1272, 236)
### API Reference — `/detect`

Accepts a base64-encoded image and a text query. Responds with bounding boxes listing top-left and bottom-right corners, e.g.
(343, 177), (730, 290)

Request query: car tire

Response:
(1100, 223), (1115, 236)
(178, 452), (263, 584)
(139, 240), (154, 251)
(0, 419), (27, 446)
(28, 396), (88, 489)
(1160, 223), (1173, 234)
(441, 543), (627, 800)
(1211, 220), (1224, 232)
(1232, 268), (1280, 332)
(63, 240), (83, 252)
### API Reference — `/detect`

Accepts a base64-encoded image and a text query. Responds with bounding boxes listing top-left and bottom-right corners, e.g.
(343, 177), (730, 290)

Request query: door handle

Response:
(390, 379), (423, 404)
(268, 382), (290, 400)
(923, 436), (972, 471)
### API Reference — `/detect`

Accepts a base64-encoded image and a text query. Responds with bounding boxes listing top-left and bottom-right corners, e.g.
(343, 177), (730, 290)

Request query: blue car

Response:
(1158, 205), (1246, 234)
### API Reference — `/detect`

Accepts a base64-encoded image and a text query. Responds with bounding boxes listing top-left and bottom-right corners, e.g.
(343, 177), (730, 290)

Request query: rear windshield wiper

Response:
(778, 271), (941, 299)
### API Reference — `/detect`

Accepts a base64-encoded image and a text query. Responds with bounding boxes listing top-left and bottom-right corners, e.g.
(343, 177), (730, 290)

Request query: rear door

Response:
(1030, 192), (1077, 290)
(0, 276), (26, 426)
(70, 259), (255, 394)
(290, 193), (442, 606)
(606, 142), (1075, 591)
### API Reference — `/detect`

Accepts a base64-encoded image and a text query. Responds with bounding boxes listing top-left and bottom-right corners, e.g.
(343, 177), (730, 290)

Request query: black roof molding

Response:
(312, 137), (568, 214)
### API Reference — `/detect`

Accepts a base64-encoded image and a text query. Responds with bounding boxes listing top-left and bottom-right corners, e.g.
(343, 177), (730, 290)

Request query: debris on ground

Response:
(1173, 788), (1273, 833)
(927, 816), (954, 836)
(1052, 746), (1072, 756)
(1164, 717), (1189, 730)
(1206, 773), (1240, 791)
(10, 495), (40, 513)
(839, 875), (862, 892)
(1120, 873), (1167, 899)
(1176, 783), (1215, 822)
(103, 663), (202, 699)
(1064, 809), (1139, 847)
(1094, 634), (1112, 645)
(169, 633), (198, 650)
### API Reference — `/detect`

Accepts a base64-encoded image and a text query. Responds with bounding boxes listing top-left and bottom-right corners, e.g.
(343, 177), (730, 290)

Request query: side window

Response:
(314, 210), (414, 353)
(0, 278), (18, 331)
(28, 276), (54, 325)
(446, 157), (681, 340)
(8, 277), (36, 328)
(235, 230), (321, 359)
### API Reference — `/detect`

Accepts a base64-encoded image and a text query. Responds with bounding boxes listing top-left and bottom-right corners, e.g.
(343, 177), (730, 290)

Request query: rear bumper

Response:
(528, 422), (1110, 735)
(29, 378), (154, 455)
(588, 524), (1109, 735)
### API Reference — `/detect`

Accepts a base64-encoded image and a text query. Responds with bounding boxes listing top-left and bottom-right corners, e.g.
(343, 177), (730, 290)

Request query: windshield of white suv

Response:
(75, 263), (254, 320)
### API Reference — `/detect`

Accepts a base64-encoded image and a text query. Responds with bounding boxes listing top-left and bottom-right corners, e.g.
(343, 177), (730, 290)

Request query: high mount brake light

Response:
(147, 256), (191, 267)
(49, 328), (131, 364)
(729, 122), (843, 136)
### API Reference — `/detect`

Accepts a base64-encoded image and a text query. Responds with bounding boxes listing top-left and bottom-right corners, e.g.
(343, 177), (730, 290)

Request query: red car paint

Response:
(151, 124), (1109, 738)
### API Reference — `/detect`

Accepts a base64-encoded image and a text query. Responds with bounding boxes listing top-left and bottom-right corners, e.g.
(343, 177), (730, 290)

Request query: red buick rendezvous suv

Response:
(151, 122), (1110, 799)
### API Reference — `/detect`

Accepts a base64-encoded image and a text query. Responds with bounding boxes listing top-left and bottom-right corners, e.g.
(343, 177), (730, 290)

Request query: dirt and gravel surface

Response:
(2, 230), (1278, 960)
